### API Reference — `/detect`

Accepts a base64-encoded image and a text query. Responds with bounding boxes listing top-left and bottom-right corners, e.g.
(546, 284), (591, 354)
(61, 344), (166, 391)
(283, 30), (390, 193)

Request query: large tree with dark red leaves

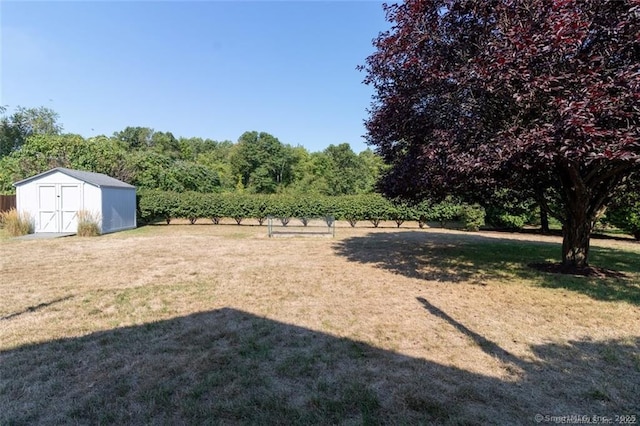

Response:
(362, 0), (640, 270)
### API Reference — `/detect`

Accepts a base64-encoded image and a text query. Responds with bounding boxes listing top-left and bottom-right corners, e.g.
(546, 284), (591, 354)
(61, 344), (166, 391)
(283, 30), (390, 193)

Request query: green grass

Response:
(451, 239), (640, 304)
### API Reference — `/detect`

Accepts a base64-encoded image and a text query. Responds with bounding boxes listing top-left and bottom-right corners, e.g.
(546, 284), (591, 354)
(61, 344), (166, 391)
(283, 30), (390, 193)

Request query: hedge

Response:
(137, 191), (485, 230)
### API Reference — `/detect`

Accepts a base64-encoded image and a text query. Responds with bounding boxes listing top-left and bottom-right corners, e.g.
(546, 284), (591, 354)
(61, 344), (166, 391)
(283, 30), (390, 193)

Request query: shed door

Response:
(36, 184), (82, 233)
(60, 185), (80, 232)
(37, 185), (58, 232)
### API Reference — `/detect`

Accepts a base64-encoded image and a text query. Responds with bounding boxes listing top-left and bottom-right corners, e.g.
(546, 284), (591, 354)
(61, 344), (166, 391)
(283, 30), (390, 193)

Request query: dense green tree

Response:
(229, 131), (296, 193)
(178, 137), (219, 161)
(72, 136), (131, 182)
(0, 106), (383, 199)
(0, 106), (62, 158)
(604, 176), (640, 240)
(287, 148), (330, 195)
(164, 161), (220, 193)
(358, 149), (385, 193)
(150, 131), (180, 158)
(322, 143), (373, 196)
(0, 155), (23, 193)
(0, 133), (88, 192)
(123, 150), (171, 189)
(196, 140), (236, 191)
(483, 188), (538, 230)
(285, 145), (383, 196)
(113, 126), (154, 149)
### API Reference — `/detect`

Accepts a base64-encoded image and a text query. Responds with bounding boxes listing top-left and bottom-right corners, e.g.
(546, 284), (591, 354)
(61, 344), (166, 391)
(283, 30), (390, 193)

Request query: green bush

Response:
(250, 194), (271, 225)
(225, 194), (254, 225)
(491, 212), (526, 229)
(135, 191), (487, 231)
(389, 200), (416, 228)
(460, 204), (485, 231)
(291, 196), (325, 226)
(483, 189), (537, 230)
(335, 195), (365, 227)
(414, 200), (432, 228)
(428, 198), (463, 225)
(201, 193), (224, 224)
(138, 189), (180, 224)
(264, 195), (293, 226)
(175, 192), (208, 224)
(364, 194), (393, 227)
(605, 202), (640, 240)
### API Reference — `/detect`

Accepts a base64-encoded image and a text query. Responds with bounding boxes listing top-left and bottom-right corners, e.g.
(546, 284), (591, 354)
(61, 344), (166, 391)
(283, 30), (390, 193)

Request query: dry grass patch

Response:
(0, 208), (33, 236)
(1, 223), (639, 424)
(76, 210), (101, 237)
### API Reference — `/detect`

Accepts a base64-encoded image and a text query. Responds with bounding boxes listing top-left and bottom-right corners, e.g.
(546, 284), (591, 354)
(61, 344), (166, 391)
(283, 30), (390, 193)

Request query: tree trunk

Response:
(561, 216), (592, 269)
(556, 159), (628, 271)
(534, 188), (550, 234)
(558, 161), (594, 270)
(540, 208), (549, 235)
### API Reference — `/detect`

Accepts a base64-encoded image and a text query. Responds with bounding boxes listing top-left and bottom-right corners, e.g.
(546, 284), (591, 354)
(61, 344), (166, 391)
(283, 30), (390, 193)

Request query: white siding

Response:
(14, 169), (136, 234)
(28, 171), (83, 186)
(17, 172), (86, 232)
(16, 181), (38, 223)
(83, 184), (102, 231)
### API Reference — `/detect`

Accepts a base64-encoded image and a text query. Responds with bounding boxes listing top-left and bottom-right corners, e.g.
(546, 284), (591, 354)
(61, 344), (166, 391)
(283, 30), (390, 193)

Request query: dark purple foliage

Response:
(362, 0), (640, 268)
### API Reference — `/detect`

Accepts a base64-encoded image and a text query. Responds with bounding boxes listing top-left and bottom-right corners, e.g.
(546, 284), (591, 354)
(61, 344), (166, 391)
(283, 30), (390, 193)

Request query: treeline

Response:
(0, 107), (383, 196)
(138, 190), (486, 230)
(1, 106), (638, 238)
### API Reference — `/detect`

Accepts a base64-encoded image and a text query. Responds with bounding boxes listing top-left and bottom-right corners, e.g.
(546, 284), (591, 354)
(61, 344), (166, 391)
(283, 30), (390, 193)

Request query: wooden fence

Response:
(0, 195), (16, 212)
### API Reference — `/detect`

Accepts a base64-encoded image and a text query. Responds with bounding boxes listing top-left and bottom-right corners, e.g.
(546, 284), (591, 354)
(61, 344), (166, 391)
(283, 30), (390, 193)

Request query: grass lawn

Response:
(1, 221), (639, 424)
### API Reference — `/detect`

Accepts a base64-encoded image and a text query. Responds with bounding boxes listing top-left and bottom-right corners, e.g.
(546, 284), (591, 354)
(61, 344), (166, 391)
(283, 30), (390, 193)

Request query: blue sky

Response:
(1, 1), (389, 153)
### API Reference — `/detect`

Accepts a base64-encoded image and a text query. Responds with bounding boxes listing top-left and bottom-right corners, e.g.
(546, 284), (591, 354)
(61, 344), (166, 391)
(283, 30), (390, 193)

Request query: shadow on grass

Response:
(0, 296), (73, 321)
(1, 307), (638, 425)
(417, 297), (522, 367)
(333, 231), (640, 305)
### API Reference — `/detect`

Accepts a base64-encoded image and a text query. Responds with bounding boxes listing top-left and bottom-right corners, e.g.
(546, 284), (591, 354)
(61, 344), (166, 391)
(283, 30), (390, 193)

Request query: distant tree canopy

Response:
(230, 131), (295, 193)
(0, 108), (382, 197)
(362, 0), (640, 269)
(0, 106), (62, 158)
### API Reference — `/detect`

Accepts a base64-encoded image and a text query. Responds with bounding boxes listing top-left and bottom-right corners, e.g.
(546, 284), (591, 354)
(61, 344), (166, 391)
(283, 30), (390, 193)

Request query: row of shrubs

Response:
(137, 190), (486, 231)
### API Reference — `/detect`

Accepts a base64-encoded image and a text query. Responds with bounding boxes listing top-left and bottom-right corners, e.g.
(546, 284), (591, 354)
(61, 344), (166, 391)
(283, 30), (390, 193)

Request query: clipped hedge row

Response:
(137, 190), (485, 230)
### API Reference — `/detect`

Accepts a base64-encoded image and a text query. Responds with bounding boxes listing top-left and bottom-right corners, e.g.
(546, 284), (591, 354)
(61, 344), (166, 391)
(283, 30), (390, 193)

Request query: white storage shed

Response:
(14, 167), (137, 234)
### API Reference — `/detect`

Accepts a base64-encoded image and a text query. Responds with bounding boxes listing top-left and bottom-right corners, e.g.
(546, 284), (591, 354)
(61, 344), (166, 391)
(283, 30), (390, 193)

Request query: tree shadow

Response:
(333, 230), (640, 305)
(416, 297), (523, 367)
(0, 296), (73, 321)
(1, 307), (638, 424)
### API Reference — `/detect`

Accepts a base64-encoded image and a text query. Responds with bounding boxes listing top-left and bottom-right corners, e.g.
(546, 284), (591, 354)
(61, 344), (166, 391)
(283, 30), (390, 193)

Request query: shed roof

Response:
(13, 167), (135, 189)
